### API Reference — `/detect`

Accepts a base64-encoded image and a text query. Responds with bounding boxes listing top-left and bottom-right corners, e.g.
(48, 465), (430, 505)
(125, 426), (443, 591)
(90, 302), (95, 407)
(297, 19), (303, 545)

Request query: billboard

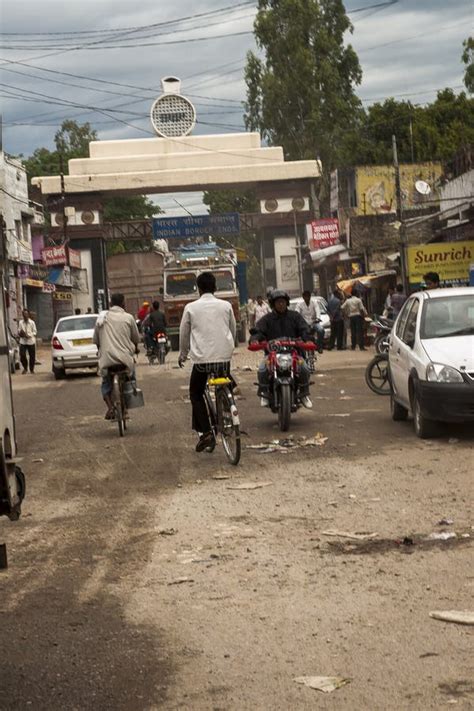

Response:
(307, 218), (340, 250)
(153, 213), (240, 240)
(41, 245), (67, 266)
(407, 241), (473, 285)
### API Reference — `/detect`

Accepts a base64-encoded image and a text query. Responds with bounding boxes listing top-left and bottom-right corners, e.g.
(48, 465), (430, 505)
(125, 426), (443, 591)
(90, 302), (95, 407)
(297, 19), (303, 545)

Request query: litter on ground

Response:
(226, 481), (273, 490)
(322, 530), (378, 541)
(246, 434), (327, 453)
(294, 676), (351, 693)
(429, 610), (474, 626)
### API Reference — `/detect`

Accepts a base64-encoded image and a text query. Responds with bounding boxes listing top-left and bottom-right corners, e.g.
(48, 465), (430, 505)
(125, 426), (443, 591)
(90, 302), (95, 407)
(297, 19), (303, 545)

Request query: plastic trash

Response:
(429, 610), (474, 626)
(294, 676), (350, 693)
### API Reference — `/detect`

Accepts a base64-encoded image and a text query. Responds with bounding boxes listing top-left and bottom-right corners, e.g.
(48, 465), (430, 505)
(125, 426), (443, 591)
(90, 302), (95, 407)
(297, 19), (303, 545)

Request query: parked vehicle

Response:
(365, 352), (391, 395)
(371, 315), (393, 354)
(389, 287), (474, 438)
(249, 338), (316, 431)
(147, 331), (168, 365)
(51, 314), (98, 379)
(1, 261), (25, 528)
(7, 328), (20, 374)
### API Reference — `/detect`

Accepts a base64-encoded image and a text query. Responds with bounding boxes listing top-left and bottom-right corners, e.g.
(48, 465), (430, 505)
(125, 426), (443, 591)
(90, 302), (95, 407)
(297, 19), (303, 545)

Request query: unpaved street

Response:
(0, 347), (473, 710)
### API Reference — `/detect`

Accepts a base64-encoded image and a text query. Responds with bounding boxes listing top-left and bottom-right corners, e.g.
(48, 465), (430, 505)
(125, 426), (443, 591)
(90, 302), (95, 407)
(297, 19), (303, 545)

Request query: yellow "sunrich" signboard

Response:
(407, 241), (473, 284)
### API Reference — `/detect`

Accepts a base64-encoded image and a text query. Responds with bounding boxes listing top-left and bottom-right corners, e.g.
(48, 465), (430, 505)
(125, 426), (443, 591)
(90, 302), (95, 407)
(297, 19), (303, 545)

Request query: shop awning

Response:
(337, 270), (396, 294)
(309, 243), (350, 264)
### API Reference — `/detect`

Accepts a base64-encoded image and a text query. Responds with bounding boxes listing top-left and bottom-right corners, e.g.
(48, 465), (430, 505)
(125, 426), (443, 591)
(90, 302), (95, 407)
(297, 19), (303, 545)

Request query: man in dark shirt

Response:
(143, 301), (167, 353)
(327, 289), (344, 350)
(252, 289), (313, 409)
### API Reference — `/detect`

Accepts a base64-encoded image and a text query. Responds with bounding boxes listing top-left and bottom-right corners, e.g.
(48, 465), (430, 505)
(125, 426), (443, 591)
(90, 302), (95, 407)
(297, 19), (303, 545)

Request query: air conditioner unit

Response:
(260, 197), (310, 214)
(51, 210), (100, 226)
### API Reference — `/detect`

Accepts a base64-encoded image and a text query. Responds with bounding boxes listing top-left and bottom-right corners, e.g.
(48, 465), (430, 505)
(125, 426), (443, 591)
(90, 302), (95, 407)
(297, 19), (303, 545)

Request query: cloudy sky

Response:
(1, 0), (472, 214)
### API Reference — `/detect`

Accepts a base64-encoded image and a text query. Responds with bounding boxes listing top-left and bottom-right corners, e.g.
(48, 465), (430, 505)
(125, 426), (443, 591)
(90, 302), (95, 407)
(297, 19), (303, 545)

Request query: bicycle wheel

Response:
(113, 376), (124, 436)
(216, 386), (241, 465)
(365, 354), (391, 395)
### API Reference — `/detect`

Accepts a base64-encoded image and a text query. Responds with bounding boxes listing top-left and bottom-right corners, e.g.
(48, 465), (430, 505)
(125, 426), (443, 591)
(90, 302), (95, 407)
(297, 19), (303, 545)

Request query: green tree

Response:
(244, 0), (362, 212)
(462, 37), (474, 93)
(203, 188), (264, 295)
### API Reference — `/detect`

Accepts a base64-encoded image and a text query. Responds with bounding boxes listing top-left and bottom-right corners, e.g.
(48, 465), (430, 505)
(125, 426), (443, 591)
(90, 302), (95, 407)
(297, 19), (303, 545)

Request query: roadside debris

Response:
(246, 433), (327, 453)
(437, 518), (454, 526)
(294, 676), (350, 693)
(322, 530), (378, 541)
(448, 438), (459, 444)
(213, 474), (231, 480)
(242, 365), (253, 371)
(429, 610), (474, 626)
(158, 528), (177, 536)
(168, 577), (194, 585)
(427, 531), (456, 541)
(227, 481), (273, 490)
(33, 458), (44, 463)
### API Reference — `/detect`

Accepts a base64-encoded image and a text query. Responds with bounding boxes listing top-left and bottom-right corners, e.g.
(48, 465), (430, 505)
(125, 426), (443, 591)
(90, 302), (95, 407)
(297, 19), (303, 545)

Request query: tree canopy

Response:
(462, 37), (474, 93)
(245, 0), (362, 208)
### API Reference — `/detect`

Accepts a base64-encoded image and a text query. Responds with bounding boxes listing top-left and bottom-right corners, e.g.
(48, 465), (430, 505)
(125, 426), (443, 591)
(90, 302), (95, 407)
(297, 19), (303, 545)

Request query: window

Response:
(215, 270), (234, 292)
(401, 299), (419, 346)
(166, 273), (197, 297)
(395, 299), (413, 339)
(420, 295), (474, 339)
(56, 316), (97, 333)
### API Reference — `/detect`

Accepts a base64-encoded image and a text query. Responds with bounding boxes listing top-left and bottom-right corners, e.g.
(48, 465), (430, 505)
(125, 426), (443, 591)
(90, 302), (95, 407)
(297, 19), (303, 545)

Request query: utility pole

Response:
(292, 208), (304, 293)
(392, 134), (410, 294)
(58, 152), (68, 247)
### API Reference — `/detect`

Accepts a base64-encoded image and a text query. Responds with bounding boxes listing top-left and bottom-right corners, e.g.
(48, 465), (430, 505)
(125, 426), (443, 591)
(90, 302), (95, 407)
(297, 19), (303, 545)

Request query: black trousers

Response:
(329, 320), (344, 350)
(189, 362), (230, 434)
(349, 315), (365, 349)
(20, 344), (36, 372)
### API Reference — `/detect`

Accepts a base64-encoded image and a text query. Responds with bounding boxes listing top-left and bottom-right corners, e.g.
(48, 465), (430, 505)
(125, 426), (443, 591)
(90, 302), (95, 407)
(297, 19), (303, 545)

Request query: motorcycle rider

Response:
(252, 289), (313, 409)
(142, 301), (167, 354)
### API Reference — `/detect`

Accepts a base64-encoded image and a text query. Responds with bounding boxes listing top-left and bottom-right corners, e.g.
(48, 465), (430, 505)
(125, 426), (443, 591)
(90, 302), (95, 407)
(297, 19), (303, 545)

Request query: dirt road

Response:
(0, 347), (472, 710)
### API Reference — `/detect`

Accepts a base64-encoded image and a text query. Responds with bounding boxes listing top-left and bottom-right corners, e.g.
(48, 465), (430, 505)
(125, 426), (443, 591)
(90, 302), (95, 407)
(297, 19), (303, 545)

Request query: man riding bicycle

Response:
(93, 293), (140, 419)
(178, 272), (236, 452)
(252, 289), (313, 409)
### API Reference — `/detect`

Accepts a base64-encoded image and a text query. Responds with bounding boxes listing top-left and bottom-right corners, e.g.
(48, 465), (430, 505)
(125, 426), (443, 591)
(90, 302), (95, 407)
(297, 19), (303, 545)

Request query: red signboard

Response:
(307, 218), (340, 250)
(41, 245), (67, 266)
(68, 247), (82, 269)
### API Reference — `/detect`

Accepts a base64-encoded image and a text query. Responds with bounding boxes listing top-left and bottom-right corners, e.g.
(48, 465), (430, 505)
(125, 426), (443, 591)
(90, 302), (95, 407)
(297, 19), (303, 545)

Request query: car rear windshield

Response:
(420, 295), (474, 339)
(56, 316), (97, 333)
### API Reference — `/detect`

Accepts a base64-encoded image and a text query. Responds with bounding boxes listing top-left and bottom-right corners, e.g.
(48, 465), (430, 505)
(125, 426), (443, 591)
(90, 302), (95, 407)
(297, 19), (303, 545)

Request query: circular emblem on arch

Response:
(150, 93), (196, 138)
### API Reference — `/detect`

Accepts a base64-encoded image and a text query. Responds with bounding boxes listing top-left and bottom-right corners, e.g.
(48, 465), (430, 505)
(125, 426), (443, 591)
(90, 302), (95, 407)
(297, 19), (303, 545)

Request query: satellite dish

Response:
(415, 180), (431, 196)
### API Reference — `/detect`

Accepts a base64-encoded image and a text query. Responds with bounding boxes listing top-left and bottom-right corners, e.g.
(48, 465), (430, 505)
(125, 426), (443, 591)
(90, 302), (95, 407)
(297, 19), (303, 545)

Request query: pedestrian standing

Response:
(342, 290), (367, 351)
(390, 284), (407, 317)
(383, 287), (394, 318)
(254, 295), (270, 325)
(18, 309), (37, 374)
(247, 298), (257, 329)
(327, 290), (344, 350)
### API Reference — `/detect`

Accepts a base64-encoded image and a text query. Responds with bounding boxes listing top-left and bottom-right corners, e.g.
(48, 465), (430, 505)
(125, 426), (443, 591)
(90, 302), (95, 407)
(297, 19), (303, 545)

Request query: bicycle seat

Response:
(107, 364), (129, 374)
(208, 377), (232, 386)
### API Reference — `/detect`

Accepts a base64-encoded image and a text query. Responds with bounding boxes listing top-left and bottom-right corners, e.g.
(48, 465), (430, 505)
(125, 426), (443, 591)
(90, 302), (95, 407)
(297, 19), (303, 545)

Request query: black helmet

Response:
(269, 289), (290, 308)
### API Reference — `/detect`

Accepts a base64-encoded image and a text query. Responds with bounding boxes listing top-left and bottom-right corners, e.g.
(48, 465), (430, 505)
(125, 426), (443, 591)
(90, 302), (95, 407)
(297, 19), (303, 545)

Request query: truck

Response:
(0, 230), (26, 564)
(107, 250), (165, 317)
(163, 243), (244, 350)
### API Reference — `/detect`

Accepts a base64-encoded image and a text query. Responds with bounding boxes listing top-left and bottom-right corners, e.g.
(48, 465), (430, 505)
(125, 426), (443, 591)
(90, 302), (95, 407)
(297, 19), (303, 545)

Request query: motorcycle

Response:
(147, 331), (168, 365)
(371, 315), (393, 354)
(249, 338), (316, 431)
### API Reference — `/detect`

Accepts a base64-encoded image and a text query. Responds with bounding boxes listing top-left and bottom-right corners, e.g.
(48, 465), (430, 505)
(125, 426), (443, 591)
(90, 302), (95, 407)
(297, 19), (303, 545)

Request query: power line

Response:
(358, 19), (468, 53)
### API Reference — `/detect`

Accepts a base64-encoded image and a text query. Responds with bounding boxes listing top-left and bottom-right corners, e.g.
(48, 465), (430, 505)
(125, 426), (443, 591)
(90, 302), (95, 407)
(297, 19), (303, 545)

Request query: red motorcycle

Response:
(147, 331), (168, 365)
(248, 339), (316, 431)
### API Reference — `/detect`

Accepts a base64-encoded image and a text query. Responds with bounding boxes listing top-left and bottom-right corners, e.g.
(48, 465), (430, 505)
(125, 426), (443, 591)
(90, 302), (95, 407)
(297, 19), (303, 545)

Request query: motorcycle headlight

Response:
(276, 353), (292, 370)
(426, 363), (464, 383)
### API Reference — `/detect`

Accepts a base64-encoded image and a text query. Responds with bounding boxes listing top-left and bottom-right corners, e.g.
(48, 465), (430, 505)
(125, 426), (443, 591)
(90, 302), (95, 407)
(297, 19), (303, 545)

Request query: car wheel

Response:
(53, 365), (66, 380)
(391, 394), (408, 421)
(412, 391), (439, 438)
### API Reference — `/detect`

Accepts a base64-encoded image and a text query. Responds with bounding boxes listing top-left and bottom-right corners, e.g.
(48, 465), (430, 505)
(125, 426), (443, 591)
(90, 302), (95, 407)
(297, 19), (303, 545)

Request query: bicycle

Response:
(109, 365), (129, 437)
(365, 353), (391, 395)
(203, 374), (241, 465)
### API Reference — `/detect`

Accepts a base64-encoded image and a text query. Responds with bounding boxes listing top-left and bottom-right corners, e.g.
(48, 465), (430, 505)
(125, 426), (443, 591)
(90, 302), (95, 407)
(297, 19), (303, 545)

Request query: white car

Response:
(389, 287), (474, 438)
(289, 297), (331, 341)
(51, 314), (99, 379)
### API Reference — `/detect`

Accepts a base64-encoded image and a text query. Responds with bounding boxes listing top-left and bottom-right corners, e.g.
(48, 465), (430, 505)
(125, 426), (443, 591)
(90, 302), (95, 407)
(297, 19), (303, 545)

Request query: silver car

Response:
(51, 314), (98, 379)
(289, 297), (331, 341)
